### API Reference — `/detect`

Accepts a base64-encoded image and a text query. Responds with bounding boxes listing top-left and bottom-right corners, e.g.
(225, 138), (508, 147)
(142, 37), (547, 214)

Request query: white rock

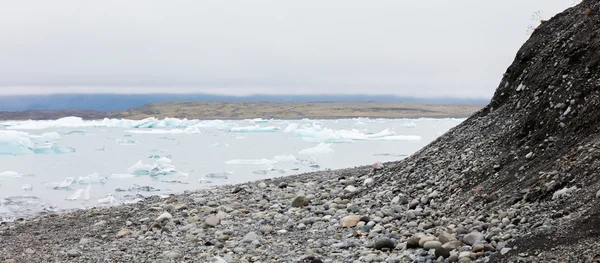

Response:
(363, 178), (374, 186)
(525, 152), (534, 159)
(155, 212), (173, 222)
(345, 185), (358, 193)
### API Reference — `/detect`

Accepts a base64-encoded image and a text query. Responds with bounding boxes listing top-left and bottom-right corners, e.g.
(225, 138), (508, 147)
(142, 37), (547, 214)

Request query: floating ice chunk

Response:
(0, 171), (23, 178)
(77, 173), (107, 184)
(22, 184), (33, 191)
(98, 194), (116, 204)
(125, 126), (202, 134)
(377, 135), (421, 141)
(127, 161), (154, 175)
(235, 136), (246, 139)
(116, 139), (137, 145)
(206, 172), (233, 179)
(273, 155), (298, 162)
(32, 145), (76, 154)
(225, 159), (277, 165)
(253, 170), (268, 175)
(0, 131), (62, 155)
(126, 157), (178, 176)
(109, 173), (136, 179)
(53, 177), (76, 190)
(83, 184), (91, 200)
(229, 126), (279, 133)
(402, 121), (417, 128)
(299, 143), (335, 155)
(66, 189), (85, 201)
(210, 143), (230, 147)
(64, 130), (86, 135)
(284, 123), (299, 133)
(198, 178), (213, 184)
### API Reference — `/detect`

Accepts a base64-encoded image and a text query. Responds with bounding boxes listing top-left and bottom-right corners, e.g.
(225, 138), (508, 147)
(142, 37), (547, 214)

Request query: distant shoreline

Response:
(0, 101), (484, 121)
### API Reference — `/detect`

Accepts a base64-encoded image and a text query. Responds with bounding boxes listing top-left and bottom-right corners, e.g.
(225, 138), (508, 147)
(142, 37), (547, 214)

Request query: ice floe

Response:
(282, 123), (421, 143)
(0, 130), (72, 155)
(299, 143), (335, 155)
(229, 125), (279, 133)
(0, 171), (23, 178)
(126, 157), (187, 177)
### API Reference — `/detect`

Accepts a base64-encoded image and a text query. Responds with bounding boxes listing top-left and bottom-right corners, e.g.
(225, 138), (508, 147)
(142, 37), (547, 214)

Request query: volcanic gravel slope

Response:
(3, 1), (600, 263)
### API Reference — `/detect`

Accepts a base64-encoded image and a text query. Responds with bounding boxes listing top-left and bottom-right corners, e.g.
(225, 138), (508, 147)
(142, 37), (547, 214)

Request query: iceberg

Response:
(283, 123), (299, 133)
(288, 125), (421, 143)
(206, 172), (233, 179)
(0, 130), (71, 155)
(21, 184), (33, 191)
(126, 157), (178, 176)
(229, 125), (279, 133)
(125, 126), (202, 135)
(225, 159), (277, 165)
(66, 189), (85, 201)
(0, 171), (23, 178)
(52, 177), (76, 190)
(98, 194), (116, 205)
(77, 173), (107, 184)
(116, 139), (137, 145)
(5, 116), (235, 130)
(299, 143), (335, 155)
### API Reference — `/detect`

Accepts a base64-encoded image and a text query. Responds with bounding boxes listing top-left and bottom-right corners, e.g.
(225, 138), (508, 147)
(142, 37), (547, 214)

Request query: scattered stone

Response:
(116, 228), (131, 238)
(372, 162), (384, 170)
(259, 225), (273, 234)
(423, 240), (443, 250)
(25, 248), (35, 255)
(205, 216), (220, 227)
(462, 232), (485, 246)
(164, 250), (182, 259)
(66, 249), (81, 257)
(435, 247), (451, 259)
(406, 236), (421, 248)
(242, 232), (261, 243)
(291, 196), (309, 207)
(155, 212), (172, 222)
(373, 238), (395, 251)
(340, 215), (361, 228)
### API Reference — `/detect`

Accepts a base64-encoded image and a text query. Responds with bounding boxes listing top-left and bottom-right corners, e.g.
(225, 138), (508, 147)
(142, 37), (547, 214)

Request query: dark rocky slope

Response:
(356, 1), (600, 261)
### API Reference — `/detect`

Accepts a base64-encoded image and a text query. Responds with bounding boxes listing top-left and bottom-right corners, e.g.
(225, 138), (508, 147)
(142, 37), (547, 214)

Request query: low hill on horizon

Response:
(0, 101), (484, 120)
(0, 93), (489, 112)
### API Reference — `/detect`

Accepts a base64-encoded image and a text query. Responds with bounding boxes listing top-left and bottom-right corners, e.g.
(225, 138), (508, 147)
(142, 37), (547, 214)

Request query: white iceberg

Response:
(0, 171), (23, 178)
(77, 173), (107, 184)
(299, 143), (335, 155)
(126, 157), (178, 176)
(0, 130), (70, 155)
(229, 125), (279, 133)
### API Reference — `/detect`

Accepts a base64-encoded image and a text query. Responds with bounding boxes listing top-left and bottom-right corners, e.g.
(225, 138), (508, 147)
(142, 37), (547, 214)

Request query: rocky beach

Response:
(3, 1), (600, 262)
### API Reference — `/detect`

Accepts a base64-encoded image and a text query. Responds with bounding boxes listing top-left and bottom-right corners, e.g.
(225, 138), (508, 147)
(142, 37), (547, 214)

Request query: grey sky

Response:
(0, 0), (575, 98)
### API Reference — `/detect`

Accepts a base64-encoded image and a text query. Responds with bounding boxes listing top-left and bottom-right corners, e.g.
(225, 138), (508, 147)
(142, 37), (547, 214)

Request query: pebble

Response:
(205, 216), (221, 227)
(291, 196), (309, 207)
(423, 240), (443, 249)
(462, 232), (485, 246)
(155, 212), (172, 222)
(340, 215), (361, 228)
(373, 238), (395, 251)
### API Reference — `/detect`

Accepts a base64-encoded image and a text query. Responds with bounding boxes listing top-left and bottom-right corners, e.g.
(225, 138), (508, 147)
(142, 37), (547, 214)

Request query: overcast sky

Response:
(0, 0), (577, 98)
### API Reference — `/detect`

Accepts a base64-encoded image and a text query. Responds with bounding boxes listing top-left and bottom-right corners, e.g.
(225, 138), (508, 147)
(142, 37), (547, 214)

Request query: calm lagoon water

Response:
(0, 117), (464, 221)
